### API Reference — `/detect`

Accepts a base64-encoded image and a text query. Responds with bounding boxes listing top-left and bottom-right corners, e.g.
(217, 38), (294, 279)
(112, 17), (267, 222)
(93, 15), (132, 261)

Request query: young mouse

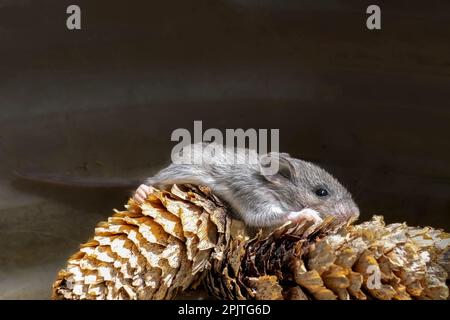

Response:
(134, 143), (360, 228)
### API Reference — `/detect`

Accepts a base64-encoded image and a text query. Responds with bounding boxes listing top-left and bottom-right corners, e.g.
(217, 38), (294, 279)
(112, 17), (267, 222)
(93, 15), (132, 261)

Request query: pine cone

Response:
(210, 215), (449, 300)
(52, 185), (449, 300)
(52, 184), (231, 300)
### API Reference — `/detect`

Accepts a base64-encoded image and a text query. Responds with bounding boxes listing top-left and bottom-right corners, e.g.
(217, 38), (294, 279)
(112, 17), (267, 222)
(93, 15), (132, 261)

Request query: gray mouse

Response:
(134, 143), (360, 228)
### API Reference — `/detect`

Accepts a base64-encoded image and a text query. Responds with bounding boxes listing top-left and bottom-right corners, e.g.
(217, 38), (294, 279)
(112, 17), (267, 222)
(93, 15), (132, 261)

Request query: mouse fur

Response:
(143, 143), (360, 228)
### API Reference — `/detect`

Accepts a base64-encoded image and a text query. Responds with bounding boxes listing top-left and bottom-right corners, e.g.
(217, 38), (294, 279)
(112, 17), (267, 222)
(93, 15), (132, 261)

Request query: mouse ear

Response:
(259, 153), (295, 184)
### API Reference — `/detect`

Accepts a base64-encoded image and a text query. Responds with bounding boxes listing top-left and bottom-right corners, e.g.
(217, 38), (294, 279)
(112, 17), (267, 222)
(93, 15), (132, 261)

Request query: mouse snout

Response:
(333, 201), (360, 220)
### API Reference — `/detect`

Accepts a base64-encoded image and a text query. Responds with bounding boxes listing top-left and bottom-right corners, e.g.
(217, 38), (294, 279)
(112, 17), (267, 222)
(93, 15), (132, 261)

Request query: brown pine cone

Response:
(52, 184), (449, 300)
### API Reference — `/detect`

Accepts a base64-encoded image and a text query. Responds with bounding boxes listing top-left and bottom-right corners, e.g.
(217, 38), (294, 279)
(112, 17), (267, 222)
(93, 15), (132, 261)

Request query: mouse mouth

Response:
(329, 202), (360, 222)
(318, 203), (359, 222)
(296, 202), (360, 225)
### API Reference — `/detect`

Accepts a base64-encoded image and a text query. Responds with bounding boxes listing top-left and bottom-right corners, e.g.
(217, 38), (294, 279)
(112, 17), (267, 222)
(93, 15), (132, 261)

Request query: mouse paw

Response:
(133, 184), (153, 204)
(287, 208), (323, 225)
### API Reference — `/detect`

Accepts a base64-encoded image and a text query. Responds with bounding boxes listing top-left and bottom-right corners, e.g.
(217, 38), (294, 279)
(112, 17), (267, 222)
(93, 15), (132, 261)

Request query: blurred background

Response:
(0, 0), (449, 299)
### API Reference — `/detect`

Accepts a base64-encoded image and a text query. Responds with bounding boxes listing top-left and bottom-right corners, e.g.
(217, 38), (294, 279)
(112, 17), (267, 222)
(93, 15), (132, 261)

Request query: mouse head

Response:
(259, 153), (360, 222)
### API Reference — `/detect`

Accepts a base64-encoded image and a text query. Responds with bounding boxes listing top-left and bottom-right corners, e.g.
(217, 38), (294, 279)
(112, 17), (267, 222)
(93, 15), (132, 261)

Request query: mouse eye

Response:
(314, 187), (329, 197)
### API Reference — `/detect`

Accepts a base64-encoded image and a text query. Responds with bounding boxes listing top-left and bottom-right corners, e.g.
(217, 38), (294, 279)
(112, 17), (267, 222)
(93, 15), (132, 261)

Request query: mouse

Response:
(13, 143), (359, 229)
(133, 142), (360, 228)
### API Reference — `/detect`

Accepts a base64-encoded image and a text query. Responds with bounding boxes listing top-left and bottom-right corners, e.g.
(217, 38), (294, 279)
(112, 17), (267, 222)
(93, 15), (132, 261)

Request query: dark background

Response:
(0, 0), (449, 298)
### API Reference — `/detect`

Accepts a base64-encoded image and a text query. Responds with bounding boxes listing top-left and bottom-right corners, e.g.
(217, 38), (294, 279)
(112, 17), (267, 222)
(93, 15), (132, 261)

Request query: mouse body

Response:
(134, 143), (360, 228)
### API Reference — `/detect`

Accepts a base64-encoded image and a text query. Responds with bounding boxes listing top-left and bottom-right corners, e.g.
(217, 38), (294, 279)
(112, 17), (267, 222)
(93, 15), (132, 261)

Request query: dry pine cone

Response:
(52, 184), (449, 300)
